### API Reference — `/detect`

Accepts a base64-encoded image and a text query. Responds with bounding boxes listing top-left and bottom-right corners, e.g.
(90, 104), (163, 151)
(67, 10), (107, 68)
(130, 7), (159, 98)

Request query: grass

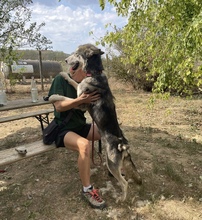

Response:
(1, 81), (202, 219)
(152, 154), (184, 184)
(163, 162), (184, 183)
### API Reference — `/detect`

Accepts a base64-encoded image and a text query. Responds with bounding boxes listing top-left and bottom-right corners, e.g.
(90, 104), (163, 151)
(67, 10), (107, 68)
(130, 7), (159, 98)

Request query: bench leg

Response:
(34, 113), (50, 131)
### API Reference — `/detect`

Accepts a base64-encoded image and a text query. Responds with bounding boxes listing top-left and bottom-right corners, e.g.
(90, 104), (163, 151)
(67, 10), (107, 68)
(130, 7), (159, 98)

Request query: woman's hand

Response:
(53, 91), (100, 112)
(79, 91), (100, 104)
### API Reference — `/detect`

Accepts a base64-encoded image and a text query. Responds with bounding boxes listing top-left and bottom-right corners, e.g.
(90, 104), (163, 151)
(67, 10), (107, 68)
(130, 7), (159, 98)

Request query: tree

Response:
(99, 0), (202, 95)
(16, 50), (69, 61)
(0, 0), (52, 63)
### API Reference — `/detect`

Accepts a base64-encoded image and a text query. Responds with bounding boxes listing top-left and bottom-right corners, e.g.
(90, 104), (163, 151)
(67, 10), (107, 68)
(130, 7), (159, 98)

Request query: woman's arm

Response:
(53, 91), (100, 112)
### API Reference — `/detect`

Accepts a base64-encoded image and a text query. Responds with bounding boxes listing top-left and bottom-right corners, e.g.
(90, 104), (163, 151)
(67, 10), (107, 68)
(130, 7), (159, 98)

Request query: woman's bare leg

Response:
(86, 123), (101, 141)
(63, 124), (100, 187)
(63, 131), (91, 187)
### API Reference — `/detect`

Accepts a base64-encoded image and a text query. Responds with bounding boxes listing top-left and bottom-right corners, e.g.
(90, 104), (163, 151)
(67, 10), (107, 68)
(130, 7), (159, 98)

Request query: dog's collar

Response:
(86, 71), (92, 77)
(86, 71), (102, 77)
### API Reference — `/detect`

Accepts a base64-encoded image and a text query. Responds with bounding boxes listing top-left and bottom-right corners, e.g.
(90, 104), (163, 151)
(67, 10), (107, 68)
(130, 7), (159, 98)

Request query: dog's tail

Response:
(123, 151), (142, 185)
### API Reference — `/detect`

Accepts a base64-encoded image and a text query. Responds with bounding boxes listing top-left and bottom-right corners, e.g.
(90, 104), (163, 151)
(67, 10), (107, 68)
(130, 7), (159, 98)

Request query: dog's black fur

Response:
(64, 44), (142, 201)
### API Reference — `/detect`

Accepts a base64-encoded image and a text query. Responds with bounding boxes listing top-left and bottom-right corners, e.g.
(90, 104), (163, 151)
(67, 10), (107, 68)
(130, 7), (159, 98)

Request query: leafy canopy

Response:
(0, 0), (52, 63)
(99, 0), (202, 95)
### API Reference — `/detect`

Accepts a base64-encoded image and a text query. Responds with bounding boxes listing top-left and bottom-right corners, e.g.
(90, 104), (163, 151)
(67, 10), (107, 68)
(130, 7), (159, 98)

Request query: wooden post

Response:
(22, 76), (26, 83)
(38, 50), (44, 91)
(106, 53), (109, 77)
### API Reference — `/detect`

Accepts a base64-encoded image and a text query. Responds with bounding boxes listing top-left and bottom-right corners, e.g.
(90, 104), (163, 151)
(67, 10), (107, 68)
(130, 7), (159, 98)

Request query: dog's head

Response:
(65, 44), (104, 76)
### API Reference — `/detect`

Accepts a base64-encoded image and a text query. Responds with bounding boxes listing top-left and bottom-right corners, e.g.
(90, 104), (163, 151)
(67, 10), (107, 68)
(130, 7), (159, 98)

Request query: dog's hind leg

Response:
(123, 151), (142, 185)
(106, 154), (128, 202)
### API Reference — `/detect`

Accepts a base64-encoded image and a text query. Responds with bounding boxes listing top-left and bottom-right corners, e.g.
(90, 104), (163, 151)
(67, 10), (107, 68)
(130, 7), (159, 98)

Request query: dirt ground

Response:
(0, 79), (202, 220)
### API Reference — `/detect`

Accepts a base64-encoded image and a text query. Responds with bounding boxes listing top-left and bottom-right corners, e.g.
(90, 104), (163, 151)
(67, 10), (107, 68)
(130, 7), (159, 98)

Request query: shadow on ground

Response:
(0, 125), (202, 219)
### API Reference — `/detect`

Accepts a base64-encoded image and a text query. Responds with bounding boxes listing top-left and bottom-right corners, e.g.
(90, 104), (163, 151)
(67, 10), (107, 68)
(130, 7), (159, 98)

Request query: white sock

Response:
(83, 185), (92, 192)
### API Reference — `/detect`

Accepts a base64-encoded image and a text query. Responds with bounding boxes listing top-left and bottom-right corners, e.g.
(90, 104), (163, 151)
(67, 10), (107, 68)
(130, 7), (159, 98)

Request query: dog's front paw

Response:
(60, 71), (78, 90)
(60, 72), (70, 80)
(49, 94), (68, 103)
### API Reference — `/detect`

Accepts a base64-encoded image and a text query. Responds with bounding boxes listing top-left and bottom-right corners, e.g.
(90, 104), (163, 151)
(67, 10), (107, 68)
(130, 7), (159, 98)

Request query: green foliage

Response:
(0, 0), (52, 62)
(99, 0), (202, 95)
(105, 51), (154, 91)
(0, 0), (52, 89)
(16, 50), (69, 61)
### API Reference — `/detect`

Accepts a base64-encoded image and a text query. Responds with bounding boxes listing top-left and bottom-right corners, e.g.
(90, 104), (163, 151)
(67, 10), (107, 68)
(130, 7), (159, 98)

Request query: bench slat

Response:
(0, 140), (56, 166)
(0, 109), (54, 123)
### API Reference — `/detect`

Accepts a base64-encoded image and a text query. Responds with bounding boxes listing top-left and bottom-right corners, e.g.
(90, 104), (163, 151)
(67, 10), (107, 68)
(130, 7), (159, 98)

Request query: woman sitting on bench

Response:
(48, 68), (106, 209)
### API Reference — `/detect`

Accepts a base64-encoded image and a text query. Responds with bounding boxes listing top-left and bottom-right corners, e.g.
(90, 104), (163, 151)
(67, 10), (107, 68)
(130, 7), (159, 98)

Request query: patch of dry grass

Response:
(0, 79), (202, 219)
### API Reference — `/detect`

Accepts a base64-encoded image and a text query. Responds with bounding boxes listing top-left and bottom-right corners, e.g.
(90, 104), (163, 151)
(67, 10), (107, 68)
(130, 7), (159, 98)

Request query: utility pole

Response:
(38, 50), (44, 91)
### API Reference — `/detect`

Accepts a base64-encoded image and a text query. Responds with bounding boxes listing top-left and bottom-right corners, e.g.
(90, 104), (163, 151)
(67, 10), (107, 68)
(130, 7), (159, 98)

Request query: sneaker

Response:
(82, 187), (106, 209)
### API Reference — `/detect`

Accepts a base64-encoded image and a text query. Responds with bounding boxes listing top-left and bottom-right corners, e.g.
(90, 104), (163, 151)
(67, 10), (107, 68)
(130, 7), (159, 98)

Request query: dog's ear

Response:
(77, 44), (104, 58)
(86, 48), (104, 57)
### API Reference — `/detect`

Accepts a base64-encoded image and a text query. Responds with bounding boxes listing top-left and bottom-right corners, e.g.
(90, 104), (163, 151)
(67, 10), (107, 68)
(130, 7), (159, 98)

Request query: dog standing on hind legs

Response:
(49, 44), (142, 201)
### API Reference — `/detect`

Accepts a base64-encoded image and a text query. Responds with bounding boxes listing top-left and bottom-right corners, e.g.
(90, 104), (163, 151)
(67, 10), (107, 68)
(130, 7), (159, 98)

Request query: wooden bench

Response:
(0, 102), (102, 167)
(0, 139), (102, 167)
(0, 99), (56, 168)
(0, 140), (56, 166)
(0, 108), (54, 131)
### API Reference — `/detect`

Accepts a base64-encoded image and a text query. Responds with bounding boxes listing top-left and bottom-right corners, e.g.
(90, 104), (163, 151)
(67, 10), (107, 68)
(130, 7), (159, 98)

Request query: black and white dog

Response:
(49, 44), (142, 201)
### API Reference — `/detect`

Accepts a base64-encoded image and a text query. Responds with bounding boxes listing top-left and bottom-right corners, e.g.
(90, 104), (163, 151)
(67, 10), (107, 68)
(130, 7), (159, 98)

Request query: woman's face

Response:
(71, 68), (86, 83)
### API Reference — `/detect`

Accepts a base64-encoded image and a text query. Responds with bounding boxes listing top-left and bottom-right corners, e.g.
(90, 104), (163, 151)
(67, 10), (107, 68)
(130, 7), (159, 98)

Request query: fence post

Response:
(38, 50), (44, 91)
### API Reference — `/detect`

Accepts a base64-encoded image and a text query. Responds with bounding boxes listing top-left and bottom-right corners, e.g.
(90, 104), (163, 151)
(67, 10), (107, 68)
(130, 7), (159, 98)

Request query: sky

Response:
(28, 0), (126, 54)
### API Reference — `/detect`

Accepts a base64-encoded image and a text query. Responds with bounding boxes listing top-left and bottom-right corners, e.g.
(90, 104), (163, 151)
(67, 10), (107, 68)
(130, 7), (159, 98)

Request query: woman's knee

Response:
(78, 139), (91, 157)
(63, 132), (90, 155)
